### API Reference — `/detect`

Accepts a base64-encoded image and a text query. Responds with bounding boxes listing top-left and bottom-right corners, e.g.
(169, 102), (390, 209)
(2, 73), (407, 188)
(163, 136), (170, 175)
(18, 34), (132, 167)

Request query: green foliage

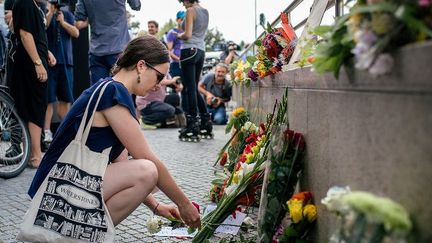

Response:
(205, 28), (226, 51)
(157, 19), (176, 40)
(312, 15), (354, 78)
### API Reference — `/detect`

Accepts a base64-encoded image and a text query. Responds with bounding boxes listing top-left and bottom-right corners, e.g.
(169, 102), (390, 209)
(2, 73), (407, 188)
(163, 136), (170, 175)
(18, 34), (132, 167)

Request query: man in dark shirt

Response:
(198, 63), (232, 125)
(74, 0), (141, 85)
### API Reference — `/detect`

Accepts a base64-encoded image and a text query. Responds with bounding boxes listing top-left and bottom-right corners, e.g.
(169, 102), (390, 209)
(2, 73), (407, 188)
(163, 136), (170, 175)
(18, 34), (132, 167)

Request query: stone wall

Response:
(233, 41), (432, 242)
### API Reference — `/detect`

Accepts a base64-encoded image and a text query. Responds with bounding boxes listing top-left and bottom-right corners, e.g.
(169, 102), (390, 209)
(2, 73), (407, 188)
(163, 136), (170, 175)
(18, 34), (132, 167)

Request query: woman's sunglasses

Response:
(146, 63), (165, 84)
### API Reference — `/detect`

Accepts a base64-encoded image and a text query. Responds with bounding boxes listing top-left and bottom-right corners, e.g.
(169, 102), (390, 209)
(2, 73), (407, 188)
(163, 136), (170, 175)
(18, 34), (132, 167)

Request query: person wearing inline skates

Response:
(176, 0), (209, 142)
(198, 63), (232, 138)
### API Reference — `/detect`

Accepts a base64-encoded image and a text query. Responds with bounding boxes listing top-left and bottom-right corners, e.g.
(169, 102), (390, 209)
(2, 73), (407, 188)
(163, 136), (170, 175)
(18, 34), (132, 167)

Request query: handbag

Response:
(17, 81), (115, 242)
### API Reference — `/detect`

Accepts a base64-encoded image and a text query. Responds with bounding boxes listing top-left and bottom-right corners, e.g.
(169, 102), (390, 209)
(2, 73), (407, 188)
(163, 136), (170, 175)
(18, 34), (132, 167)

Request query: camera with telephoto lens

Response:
(211, 97), (218, 105)
(229, 44), (237, 51)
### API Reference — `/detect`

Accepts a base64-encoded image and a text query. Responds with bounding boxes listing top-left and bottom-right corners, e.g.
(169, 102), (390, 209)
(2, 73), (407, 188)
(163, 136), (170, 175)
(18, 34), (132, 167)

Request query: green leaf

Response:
(313, 25), (333, 37)
(246, 56), (257, 64)
(255, 39), (262, 47)
(188, 227), (197, 234)
(351, 2), (397, 14)
(225, 120), (234, 133)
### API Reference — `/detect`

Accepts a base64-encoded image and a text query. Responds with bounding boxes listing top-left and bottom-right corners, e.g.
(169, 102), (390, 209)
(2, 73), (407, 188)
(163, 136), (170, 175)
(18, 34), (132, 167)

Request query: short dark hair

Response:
(147, 20), (159, 28)
(111, 35), (169, 75)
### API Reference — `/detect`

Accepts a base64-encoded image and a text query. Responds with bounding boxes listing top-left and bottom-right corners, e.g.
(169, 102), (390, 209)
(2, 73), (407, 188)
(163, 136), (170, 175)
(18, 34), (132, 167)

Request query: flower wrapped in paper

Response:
(257, 122), (307, 242)
(322, 187), (413, 242)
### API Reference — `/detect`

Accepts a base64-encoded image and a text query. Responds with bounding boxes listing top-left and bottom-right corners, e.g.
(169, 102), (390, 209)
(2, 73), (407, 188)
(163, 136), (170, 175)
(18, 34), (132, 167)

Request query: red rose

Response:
(219, 152), (228, 166)
(293, 132), (306, 152)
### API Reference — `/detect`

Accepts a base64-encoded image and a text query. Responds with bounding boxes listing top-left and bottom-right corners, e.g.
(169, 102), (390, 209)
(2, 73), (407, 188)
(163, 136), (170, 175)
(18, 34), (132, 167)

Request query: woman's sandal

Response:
(28, 158), (41, 169)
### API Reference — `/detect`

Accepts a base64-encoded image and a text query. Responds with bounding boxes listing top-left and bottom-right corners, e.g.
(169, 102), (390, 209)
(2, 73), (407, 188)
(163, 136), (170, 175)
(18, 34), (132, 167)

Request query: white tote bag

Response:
(17, 81), (115, 242)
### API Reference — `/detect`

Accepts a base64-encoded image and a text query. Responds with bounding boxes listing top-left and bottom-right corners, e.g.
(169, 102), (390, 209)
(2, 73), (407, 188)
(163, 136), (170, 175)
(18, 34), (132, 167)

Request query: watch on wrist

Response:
(34, 59), (42, 66)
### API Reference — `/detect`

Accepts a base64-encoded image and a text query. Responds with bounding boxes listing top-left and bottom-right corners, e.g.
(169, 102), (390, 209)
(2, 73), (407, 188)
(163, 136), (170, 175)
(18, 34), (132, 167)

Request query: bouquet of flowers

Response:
(322, 187), (412, 243)
(312, 0), (432, 78)
(271, 192), (317, 242)
(257, 124), (306, 242)
(247, 13), (297, 82)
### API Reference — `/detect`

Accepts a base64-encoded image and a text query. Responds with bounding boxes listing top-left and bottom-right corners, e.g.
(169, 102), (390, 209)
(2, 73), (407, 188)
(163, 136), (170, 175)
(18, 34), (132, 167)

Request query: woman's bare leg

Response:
(102, 159), (158, 225)
(28, 122), (42, 167)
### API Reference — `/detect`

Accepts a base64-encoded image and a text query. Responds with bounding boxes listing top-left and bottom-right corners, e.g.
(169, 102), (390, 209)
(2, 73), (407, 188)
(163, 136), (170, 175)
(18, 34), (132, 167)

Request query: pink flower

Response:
(419, 0), (431, 7)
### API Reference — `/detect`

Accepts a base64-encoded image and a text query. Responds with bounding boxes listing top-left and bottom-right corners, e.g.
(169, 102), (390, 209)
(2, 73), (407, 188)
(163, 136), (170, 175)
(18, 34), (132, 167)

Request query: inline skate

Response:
(199, 113), (214, 139)
(178, 115), (200, 142)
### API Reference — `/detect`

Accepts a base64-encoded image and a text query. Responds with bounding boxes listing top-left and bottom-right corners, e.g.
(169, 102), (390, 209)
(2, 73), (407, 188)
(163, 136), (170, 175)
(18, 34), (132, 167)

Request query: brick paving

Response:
(0, 126), (237, 243)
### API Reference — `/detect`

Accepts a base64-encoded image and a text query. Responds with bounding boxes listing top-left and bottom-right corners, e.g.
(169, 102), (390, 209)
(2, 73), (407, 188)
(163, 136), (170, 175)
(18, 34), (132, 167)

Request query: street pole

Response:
(254, 0), (257, 54)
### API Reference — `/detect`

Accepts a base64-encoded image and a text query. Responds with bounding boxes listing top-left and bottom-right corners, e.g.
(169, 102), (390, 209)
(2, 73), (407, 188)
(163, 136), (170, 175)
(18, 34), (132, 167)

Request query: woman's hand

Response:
(35, 65), (48, 82)
(155, 203), (181, 221)
(48, 51), (57, 67)
(178, 202), (201, 229)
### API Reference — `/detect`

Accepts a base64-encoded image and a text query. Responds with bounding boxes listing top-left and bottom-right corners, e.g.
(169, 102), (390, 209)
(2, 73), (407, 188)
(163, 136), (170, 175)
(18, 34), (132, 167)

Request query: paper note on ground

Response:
(153, 226), (196, 237)
(204, 204), (247, 235)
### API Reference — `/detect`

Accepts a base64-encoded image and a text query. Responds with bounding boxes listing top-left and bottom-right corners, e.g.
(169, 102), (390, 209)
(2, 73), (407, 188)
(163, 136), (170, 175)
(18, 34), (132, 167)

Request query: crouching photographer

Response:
(198, 63), (232, 125)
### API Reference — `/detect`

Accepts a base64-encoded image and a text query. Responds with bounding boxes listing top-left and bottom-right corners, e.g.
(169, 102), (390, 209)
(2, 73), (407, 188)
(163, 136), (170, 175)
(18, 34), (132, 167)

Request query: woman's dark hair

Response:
(112, 35), (169, 75)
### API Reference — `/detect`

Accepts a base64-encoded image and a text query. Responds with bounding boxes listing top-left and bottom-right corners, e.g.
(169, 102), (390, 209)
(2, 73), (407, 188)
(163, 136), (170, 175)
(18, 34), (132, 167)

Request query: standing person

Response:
(198, 63), (232, 125)
(28, 35), (201, 230)
(176, 0), (210, 142)
(166, 11), (184, 78)
(11, 0), (56, 167)
(43, 1), (79, 143)
(74, 0), (141, 85)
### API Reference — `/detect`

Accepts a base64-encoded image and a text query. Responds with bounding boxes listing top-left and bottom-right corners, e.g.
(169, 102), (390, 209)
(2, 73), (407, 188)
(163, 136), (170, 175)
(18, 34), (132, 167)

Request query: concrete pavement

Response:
(0, 126), (233, 242)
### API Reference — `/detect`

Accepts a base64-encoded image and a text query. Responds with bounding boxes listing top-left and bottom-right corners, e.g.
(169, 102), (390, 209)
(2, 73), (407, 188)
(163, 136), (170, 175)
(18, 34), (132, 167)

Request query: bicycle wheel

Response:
(0, 90), (31, 178)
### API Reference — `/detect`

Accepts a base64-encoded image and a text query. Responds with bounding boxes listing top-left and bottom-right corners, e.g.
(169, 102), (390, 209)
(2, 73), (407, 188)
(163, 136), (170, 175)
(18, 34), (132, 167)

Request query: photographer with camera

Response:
(198, 63), (232, 126)
(43, 0), (79, 144)
(220, 41), (239, 65)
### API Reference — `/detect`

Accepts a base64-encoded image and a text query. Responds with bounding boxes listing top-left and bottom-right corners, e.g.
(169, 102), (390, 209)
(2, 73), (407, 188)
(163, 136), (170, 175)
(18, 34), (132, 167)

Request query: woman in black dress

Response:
(12, 0), (55, 167)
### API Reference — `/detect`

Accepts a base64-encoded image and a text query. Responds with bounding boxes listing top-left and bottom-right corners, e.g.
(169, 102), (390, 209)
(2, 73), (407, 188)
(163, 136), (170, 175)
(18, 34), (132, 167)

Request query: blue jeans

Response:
(180, 48), (206, 116)
(140, 101), (175, 125)
(89, 53), (119, 85)
(207, 105), (227, 125)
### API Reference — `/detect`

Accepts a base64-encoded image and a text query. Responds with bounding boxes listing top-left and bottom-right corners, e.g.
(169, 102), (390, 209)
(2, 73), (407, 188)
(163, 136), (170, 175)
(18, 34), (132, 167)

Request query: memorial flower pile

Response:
(312, 0), (432, 78)
(194, 91), (290, 242)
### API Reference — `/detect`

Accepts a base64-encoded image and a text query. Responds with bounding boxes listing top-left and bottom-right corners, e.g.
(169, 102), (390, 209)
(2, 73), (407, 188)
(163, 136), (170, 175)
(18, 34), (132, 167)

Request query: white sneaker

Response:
(44, 129), (53, 143)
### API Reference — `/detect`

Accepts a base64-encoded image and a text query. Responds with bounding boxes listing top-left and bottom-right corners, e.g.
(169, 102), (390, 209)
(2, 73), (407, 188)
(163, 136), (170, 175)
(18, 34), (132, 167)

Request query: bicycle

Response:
(0, 84), (31, 178)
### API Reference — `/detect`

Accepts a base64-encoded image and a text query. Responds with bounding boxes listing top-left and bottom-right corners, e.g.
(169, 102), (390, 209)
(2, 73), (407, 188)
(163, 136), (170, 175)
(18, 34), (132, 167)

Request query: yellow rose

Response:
(232, 107), (245, 117)
(303, 204), (317, 222)
(288, 199), (304, 223)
